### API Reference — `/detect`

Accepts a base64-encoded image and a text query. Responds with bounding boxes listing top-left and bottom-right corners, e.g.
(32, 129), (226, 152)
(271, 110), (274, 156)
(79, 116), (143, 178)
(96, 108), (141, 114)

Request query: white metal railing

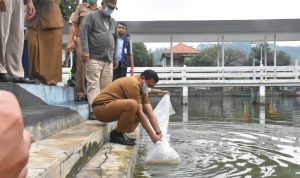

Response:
(61, 64), (300, 87)
(129, 65), (300, 87)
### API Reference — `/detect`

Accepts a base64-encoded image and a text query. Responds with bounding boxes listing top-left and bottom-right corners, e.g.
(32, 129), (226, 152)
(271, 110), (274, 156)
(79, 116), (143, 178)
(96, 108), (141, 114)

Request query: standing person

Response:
(0, 0), (35, 83)
(66, 0), (99, 102)
(92, 69), (169, 146)
(113, 22), (134, 81)
(80, 0), (118, 117)
(26, 0), (64, 86)
(0, 91), (32, 178)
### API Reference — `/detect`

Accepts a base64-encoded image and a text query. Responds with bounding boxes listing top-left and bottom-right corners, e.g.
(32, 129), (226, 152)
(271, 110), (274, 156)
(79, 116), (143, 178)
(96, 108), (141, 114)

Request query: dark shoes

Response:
(123, 133), (136, 142)
(75, 96), (86, 102)
(88, 112), (96, 120)
(0, 73), (36, 84)
(110, 130), (136, 146)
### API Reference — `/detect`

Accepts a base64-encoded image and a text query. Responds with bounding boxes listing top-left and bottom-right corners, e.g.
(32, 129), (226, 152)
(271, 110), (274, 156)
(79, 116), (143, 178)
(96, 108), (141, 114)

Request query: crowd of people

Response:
(0, 0), (168, 176)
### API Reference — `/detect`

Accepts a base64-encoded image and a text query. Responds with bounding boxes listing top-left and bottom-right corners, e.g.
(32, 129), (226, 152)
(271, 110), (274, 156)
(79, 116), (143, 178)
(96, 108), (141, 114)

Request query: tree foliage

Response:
(132, 43), (154, 67)
(60, 0), (78, 21)
(247, 44), (292, 66)
(185, 44), (292, 67)
(185, 45), (247, 66)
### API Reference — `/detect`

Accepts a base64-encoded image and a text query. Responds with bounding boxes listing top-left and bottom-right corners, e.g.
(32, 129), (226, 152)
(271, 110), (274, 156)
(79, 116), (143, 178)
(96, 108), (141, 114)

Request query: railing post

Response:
(170, 67), (173, 81)
(253, 66), (256, 80)
(182, 65), (188, 105)
(260, 63), (264, 81)
(295, 59), (298, 80)
(182, 65), (187, 83)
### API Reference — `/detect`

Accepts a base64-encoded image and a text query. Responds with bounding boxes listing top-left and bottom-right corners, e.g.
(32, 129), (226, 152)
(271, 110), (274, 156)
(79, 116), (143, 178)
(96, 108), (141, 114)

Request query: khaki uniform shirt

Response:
(26, 0), (63, 30)
(92, 75), (150, 106)
(71, 3), (98, 37)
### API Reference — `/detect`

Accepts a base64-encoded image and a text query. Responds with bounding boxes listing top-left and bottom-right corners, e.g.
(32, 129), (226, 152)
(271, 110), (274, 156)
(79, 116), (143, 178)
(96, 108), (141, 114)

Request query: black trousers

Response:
(113, 64), (127, 81)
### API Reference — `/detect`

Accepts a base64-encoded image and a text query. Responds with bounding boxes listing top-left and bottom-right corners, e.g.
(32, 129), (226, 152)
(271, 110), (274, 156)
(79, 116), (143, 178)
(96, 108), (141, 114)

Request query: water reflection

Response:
(136, 96), (300, 177)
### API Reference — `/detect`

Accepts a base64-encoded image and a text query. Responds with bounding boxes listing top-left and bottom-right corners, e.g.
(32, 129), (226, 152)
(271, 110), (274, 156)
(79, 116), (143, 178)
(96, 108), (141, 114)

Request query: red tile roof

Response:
(163, 43), (200, 54)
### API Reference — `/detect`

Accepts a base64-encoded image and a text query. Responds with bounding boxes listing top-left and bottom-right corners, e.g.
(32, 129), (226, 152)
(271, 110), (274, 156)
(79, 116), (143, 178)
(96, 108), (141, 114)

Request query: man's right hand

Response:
(0, 0), (6, 12)
(151, 134), (161, 143)
(82, 53), (90, 63)
(66, 41), (75, 54)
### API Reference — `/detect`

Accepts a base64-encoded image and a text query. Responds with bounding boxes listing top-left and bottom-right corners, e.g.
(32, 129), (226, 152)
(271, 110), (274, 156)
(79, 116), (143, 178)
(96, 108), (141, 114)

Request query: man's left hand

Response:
(161, 90), (170, 94)
(130, 67), (134, 76)
(113, 62), (118, 70)
(26, 1), (35, 19)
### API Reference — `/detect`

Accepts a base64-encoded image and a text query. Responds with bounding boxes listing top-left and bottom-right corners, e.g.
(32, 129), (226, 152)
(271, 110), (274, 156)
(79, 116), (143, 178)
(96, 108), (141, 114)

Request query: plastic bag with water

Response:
(145, 94), (180, 164)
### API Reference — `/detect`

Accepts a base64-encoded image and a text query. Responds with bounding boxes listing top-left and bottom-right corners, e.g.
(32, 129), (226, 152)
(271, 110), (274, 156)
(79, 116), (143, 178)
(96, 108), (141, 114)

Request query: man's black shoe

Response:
(75, 96), (85, 102)
(110, 130), (136, 146)
(13, 77), (36, 84)
(88, 112), (96, 120)
(0, 73), (13, 82)
(123, 133), (136, 142)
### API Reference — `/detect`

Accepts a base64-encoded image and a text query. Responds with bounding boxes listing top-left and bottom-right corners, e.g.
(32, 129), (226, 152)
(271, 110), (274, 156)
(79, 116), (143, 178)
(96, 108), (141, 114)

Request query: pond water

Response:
(134, 96), (300, 178)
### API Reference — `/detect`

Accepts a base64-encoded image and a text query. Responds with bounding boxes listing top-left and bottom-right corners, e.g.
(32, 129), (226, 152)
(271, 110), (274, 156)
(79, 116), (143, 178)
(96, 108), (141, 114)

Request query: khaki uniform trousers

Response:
(75, 38), (86, 98)
(86, 59), (112, 106)
(0, 0), (24, 77)
(27, 28), (63, 85)
(93, 99), (140, 133)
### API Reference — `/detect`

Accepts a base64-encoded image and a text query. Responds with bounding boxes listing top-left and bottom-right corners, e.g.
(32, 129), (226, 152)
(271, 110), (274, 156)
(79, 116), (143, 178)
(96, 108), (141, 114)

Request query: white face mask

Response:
(142, 80), (151, 94)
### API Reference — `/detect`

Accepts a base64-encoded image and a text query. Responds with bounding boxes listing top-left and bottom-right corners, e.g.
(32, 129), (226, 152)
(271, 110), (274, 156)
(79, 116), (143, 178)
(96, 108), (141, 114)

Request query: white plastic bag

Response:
(145, 94), (180, 164)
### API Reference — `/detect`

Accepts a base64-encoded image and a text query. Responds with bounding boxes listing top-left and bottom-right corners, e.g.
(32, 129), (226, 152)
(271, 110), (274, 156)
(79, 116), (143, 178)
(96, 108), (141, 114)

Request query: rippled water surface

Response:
(134, 96), (300, 178)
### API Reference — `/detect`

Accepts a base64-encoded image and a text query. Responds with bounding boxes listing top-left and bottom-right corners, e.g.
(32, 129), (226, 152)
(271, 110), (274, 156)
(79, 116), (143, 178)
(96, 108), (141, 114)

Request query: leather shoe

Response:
(123, 133), (136, 142)
(110, 130), (136, 146)
(0, 73), (13, 82)
(88, 112), (96, 120)
(75, 96), (85, 102)
(13, 77), (36, 84)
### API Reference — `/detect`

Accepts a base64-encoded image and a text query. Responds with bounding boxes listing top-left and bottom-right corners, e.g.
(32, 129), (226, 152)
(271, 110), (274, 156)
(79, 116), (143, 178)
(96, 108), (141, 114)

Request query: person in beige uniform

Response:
(0, 0), (35, 83)
(92, 69), (169, 146)
(26, 0), (63, 85)
(67, 0), (99, 101)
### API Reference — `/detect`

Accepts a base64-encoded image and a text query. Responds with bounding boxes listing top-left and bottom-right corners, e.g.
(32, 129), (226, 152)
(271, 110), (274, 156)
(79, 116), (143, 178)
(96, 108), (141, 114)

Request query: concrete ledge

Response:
(24, 105), (85, 141)
(76, 127), (140, 178)
(27, 120), (116, 178)
(19, 84), (89, 119)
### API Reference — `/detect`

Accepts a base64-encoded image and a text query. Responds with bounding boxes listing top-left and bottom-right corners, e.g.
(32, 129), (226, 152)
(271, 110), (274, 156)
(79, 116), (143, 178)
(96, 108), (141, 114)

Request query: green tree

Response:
(247, 44), (292, 66)
(185, 45), (247, 66)
(132, 43), (154, 67)
(185, 45), (218, 66)
(60, 0), (78, 21)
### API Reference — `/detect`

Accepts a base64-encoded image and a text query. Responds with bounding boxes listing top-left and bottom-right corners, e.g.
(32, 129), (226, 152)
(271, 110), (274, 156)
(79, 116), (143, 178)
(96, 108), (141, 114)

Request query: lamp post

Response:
(251, 44), (256, 66)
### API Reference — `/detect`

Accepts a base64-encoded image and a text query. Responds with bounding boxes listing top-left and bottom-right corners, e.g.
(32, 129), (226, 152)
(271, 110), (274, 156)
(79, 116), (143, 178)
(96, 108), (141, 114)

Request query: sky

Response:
(106, 0), (300, 49)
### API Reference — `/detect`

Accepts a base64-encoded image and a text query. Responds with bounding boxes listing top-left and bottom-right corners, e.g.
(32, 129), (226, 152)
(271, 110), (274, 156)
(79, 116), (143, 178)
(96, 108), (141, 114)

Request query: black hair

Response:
(118, 22), (127, 28)
(141, 69), (159, 83)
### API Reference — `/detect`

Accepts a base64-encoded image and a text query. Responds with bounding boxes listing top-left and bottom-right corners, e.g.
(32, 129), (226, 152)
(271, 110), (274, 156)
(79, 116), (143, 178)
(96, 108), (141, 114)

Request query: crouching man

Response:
(92, 69), (168, 146)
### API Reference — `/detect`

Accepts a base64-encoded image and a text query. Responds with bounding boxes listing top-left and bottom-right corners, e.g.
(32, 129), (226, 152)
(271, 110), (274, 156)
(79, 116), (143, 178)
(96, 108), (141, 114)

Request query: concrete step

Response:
(76, 127), (140, 178)
(19, 83), (89, 119)
(23, 105), (84, 141)
(0, 83), (88, 140)
(27, 120), (116, 178)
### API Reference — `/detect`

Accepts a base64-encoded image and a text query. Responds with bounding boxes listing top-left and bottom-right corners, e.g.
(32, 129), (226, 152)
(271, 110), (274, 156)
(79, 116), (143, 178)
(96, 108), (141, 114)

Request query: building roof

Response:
(163, 43), (200, 55)
(121, 19), (300, 42)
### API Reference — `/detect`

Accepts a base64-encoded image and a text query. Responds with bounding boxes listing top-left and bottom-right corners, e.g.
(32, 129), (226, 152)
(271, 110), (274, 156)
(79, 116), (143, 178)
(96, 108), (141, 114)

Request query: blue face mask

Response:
(103, 6), (114, 16)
